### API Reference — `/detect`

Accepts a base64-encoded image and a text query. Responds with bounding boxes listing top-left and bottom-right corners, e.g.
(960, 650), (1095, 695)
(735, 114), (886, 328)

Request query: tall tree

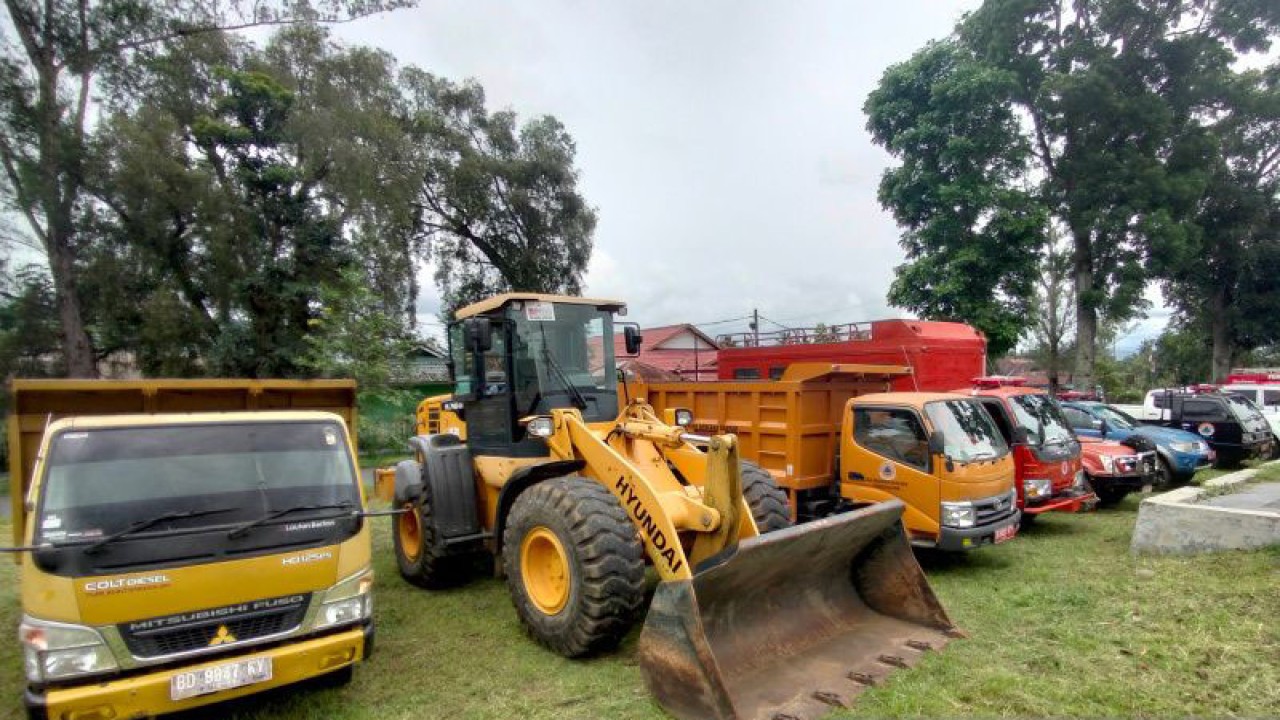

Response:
(869, 0), (1280, 389)
(1027, 228), (1076, 392)
(0, 0), (410, 376)
(401, 72), (598, 315)
(865, 40), (1046, 357)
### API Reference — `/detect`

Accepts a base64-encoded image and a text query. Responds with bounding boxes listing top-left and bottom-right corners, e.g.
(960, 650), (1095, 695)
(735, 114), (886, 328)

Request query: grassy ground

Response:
(2, 490), (1277, 718)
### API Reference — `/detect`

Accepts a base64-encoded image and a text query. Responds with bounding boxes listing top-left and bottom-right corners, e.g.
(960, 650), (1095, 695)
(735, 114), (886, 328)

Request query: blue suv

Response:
(1061, 401), (1214, 484)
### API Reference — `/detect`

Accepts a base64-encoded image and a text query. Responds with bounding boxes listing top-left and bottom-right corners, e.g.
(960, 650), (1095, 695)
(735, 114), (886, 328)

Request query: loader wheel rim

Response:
(398, 503), (422, 562)
(521, 526), (570, 615)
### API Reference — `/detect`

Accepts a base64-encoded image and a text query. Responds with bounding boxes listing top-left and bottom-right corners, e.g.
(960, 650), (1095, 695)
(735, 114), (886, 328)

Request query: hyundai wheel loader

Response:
(388, 293), (960, 720)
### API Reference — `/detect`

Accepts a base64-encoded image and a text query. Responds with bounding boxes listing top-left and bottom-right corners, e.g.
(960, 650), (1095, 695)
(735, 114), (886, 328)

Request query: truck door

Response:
(843, 405), (938, 533)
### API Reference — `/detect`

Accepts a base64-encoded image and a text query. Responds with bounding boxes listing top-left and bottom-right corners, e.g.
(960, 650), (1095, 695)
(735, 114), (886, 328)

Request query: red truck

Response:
(953, 377), (1096, 521)
(715, 319), (986, 391)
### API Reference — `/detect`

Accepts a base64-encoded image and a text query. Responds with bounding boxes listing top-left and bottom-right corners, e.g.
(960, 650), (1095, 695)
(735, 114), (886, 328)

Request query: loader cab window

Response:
(853, 407), (930, 472)
(510, 302), (619, 423)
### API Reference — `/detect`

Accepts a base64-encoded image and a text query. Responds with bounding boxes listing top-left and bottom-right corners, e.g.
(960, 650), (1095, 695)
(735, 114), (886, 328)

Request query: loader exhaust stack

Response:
(638, 499), (959, 720)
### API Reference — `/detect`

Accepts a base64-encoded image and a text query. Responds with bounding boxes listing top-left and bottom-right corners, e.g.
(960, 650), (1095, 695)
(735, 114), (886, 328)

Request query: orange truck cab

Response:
(841, 392), (1020, 550)
(954, 377), (1096, 518)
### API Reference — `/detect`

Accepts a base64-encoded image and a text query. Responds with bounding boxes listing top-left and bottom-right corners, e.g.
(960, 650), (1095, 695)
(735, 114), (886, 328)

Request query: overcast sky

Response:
(334, 0), (1003, 342)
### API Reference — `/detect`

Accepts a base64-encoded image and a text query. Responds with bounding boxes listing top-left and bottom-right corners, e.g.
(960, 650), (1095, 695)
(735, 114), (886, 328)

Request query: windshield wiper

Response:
(538, 326), (588, 410)
(85, 507), (237, 554)
(227, 502), (355, 539)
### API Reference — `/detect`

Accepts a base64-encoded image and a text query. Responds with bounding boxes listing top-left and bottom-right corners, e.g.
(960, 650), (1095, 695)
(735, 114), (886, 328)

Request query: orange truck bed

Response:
(628, 363), (910, 498)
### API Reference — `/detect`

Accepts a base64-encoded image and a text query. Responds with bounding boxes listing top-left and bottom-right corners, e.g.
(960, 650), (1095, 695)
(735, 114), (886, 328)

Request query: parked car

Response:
(1111, 390), (1270, 467)
(1076, 435), (1160, 506)
(1219, 382), (1280, 459)
(1060, 401), (1216, 484)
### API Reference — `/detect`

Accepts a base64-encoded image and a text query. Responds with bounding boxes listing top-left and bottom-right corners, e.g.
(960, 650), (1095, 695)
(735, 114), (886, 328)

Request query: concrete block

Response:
(1130, 461), (1280, 555)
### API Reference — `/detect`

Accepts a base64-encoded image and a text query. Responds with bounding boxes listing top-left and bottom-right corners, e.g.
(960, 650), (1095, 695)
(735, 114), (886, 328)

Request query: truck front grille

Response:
(974, 493), (1017, 526)
(119, 594), (310, 659)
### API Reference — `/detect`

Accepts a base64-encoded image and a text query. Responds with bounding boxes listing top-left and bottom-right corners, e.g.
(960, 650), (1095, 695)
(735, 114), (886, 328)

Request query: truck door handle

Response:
(848, 472), (865, 480)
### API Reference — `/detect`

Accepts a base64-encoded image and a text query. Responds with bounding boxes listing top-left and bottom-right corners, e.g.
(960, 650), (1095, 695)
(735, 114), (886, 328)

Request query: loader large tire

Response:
(503, 475), (645, 657)
(740, 461), (792, 533)
(394, 493), (462, 589)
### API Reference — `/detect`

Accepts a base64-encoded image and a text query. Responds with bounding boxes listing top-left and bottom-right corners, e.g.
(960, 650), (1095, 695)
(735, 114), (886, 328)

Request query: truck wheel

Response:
(394, 492), (460, 589)
(740, 462), (792, 533)
(1271, 436), (1280, 460)
(503, 476), (645, 657)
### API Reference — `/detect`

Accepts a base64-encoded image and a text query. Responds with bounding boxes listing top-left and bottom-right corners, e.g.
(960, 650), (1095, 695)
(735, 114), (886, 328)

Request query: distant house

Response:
(389, 340), (450, 385)
(607, 324), (720, 382)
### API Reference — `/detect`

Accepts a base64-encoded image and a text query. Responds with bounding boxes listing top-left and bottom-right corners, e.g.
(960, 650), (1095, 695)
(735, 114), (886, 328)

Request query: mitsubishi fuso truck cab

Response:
(8, 380), (375, 720)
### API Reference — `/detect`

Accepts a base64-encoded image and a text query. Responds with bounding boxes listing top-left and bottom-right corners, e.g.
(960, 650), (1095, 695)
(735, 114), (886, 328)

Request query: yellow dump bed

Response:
(6, 378), (358, 545)
(631, 362), (911, 494)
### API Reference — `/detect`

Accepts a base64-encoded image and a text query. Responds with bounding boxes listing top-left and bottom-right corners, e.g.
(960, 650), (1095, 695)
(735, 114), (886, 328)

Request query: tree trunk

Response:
(1072, 226), (1095, 393)
(49, 236), (97, 377)
(1209, 286), (1232, 383)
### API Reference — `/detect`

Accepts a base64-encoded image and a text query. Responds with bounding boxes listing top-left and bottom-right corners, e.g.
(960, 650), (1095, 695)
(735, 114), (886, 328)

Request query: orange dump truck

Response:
(632, 364), (1020, 551)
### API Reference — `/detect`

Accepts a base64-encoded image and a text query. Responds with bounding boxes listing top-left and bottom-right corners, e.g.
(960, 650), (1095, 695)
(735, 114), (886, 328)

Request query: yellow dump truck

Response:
(635, 366), (1020, 550)
(6, 379), (376, 720)
(378, 294), (961, 720)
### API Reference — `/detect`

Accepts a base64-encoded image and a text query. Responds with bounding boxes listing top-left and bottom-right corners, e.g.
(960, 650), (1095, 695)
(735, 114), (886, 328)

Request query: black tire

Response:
(1094, 484), (1131, 507)
(740, 461), (792, 533)
(1157, 457), (1174, 488)
(502, 475), (645, 658)
(1270, 435), (1280, 460)
(393, 488), (463, 589)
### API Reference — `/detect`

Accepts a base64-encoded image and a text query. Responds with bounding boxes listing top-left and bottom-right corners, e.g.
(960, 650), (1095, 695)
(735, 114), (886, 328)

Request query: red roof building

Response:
(600, 324), (720, 381)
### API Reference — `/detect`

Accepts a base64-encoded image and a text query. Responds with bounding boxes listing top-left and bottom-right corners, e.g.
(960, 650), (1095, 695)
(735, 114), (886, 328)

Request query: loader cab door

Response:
(843, 406), (939, 523)
(449, 319), (532, 456)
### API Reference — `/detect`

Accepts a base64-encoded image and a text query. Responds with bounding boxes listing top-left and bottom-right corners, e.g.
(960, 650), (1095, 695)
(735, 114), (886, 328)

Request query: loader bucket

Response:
(638, 499), (959, 720)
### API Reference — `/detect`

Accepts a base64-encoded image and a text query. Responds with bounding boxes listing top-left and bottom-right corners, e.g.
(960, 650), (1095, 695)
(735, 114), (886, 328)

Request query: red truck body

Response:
(952, 379), (1096, 518)
(715, 319), (987, 391)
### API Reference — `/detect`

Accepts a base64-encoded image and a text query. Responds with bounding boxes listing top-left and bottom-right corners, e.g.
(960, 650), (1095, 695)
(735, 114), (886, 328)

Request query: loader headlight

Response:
(19, 616), (118, 683)
(314, 570), (374, 631)
(1024, 477), (1052, 500)
(526, 416), (555, 438)
(673, 408), (693, 427)
(940, 502), (976, 529)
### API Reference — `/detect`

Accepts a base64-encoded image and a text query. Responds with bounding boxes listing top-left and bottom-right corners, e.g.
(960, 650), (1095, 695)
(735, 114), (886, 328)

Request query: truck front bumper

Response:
(932, 511), (1021, 551)
(1022, 488), (1098, 515)
(25, 623), (371, 720)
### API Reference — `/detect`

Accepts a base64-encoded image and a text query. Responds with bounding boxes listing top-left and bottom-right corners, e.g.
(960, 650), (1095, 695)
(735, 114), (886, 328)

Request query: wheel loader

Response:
(387, 293), (960, 720)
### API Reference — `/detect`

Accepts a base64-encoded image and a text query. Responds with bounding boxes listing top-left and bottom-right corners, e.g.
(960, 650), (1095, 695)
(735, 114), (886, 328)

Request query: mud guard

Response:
(638, 499), (959, 720)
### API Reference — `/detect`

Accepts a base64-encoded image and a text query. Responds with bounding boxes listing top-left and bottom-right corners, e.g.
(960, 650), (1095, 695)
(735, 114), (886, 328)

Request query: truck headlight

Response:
(1073, 470), (1087, 490)
(314, 570), (374, 631)
(1099, 455), (1115, 473)
(1024, 477), (1052, 500)
(940, 502), (976, 528)
(18, 616), (118, 683)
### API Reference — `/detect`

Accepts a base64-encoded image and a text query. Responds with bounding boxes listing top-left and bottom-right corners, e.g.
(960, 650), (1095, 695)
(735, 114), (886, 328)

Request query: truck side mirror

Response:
(623, 324), (643, 356)
(1011, 426), (1030, 445)
(928, 432), (946, 456)
(465, 317), (492, 353)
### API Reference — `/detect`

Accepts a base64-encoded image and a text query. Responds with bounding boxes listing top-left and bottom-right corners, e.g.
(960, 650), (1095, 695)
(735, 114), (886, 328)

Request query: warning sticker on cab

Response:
(525, 302), (556, 322)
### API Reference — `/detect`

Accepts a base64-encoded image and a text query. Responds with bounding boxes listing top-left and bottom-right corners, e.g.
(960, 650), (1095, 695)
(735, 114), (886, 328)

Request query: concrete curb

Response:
(1130, 460), (1280, 555)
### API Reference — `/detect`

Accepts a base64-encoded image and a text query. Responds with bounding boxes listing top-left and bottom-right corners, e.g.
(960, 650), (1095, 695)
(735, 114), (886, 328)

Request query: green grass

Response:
(2, 501), (1278, 719)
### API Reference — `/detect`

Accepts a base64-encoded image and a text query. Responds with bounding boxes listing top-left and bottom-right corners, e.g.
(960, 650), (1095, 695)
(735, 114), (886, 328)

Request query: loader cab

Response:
(448, 293), (627, 457)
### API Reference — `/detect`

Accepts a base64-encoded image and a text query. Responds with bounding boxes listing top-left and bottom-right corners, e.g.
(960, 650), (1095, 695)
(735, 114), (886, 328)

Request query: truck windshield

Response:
(1224, 395), (1265, 425)
(511, 302), (619, 422)
(1009, 394), (1075, 446)
(924, 400), (1009, 462)
(37, 421), (359, 545)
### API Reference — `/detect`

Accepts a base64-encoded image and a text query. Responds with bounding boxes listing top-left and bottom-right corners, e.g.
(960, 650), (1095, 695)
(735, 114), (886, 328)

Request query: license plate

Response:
(994, 524), (1017, 544)
(170, 656), (272, 701)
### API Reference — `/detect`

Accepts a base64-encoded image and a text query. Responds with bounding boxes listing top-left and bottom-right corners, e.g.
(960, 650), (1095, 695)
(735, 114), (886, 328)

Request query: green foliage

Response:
(401, 72), (598, 316)
(866, 40), (1044, 356)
